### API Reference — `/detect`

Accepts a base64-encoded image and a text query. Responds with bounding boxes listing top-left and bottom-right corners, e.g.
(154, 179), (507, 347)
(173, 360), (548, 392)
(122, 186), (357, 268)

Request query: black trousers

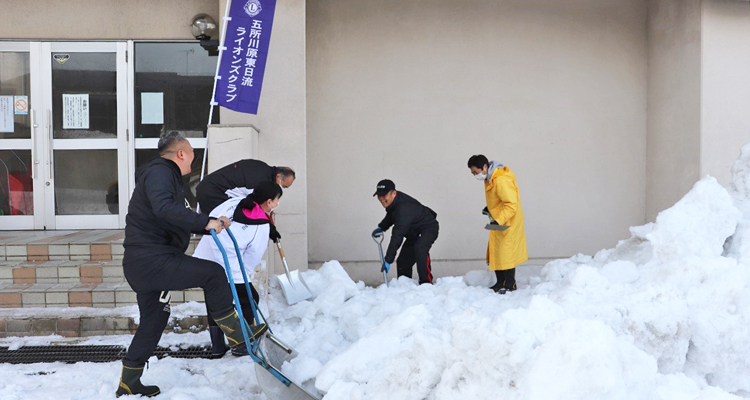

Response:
(396, 222), (439, 284)
(122, 251), (235, 367)
(206, 283), (260, 327)
(494, 268), (517, 291)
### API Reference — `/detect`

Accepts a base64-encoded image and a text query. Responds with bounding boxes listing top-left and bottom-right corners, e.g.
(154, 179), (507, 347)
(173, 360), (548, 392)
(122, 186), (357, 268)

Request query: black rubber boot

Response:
(230, 322), (268, 357)
(231, 343), (250, 357)
(490, 270), (505, 292)
(209, 326), (228, 358)
(214, 310), (267, 349)
(115, 364), (160, 398)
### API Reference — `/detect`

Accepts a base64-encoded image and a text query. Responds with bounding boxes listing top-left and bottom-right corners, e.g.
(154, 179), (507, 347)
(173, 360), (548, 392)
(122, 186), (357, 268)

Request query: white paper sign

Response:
(141, 92), (164, 124)
(62, 94), (89, 129)
(0, 96), (14, 133)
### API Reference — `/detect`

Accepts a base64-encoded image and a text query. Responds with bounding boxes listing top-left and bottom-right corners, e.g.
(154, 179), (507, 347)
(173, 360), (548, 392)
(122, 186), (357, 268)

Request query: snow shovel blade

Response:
(276, 269), (313, 305)
(255, 333), (321, 400)
(274, 240), (313, 305)
(485, 223), (509, 231)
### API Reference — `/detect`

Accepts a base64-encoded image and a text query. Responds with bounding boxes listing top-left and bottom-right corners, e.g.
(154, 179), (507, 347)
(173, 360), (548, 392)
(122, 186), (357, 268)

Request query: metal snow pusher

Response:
(210, 228), (320, 400)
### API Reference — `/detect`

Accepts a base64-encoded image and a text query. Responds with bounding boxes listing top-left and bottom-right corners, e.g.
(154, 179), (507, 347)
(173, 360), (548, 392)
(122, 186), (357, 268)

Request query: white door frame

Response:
(39, 42), (129, 230)
(0, 42), (41, 229)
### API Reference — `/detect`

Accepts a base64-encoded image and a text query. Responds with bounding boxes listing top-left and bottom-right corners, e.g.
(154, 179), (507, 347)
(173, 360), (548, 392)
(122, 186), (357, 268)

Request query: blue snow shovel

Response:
(372, 231), (389, 287)
(210, 227), (321, 400)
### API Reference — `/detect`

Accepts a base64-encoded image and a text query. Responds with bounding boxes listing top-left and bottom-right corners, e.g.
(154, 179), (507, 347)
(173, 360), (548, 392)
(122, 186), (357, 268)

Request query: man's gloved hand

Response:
(269, 223), (281, 243)
(372, 227), (383, 238)
(381, 261), (390, 273)
(206, 217), (231, 234)
(482, 207), (489, 216)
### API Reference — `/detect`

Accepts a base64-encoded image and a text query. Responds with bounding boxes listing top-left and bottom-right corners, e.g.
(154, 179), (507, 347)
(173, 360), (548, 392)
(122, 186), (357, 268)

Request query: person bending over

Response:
(193, 181), (283, 357)
(116, 132), (267, 398)
(371, 179), (439, 284)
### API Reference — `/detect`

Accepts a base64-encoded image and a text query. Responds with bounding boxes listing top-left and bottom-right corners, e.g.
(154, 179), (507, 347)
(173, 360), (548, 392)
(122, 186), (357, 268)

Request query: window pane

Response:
(54, 150), (118, 215)
(0, 52), (31, 139)
(135, 149), (206, 210)
(134, 43), (219, 139)
(52, 52), (117, 139)
(0, 150), (33, 215)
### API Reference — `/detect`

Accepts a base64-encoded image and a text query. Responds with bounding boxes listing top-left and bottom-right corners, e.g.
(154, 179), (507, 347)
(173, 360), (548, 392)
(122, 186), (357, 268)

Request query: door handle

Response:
(30, 109), (38, 180)
(46, 109), (52, 179)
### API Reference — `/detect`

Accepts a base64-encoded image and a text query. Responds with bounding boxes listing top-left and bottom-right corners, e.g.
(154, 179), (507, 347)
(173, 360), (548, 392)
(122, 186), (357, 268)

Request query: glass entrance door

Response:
(40, 42), (129, 229)
(0, 42), (39, 229)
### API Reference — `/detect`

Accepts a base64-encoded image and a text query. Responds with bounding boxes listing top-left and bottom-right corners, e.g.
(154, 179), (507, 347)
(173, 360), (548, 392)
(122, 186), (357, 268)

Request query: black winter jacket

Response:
(378, 192), (438, 263)
(123, 157), (210, 260)
(196, 159), (276, 213)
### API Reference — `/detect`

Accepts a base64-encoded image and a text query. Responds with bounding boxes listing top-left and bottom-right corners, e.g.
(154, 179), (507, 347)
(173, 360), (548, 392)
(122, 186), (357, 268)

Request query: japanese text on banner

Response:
(215, 0), (277, 115)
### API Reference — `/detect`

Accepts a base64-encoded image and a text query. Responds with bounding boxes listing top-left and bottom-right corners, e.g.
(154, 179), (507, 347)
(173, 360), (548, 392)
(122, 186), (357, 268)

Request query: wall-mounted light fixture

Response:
(191, 14), (219, 56)
(190, 14), (217, 40)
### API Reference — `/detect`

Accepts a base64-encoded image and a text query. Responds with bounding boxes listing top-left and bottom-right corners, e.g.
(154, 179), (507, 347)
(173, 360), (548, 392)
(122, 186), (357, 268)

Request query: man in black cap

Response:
(371, 179), (439, 284)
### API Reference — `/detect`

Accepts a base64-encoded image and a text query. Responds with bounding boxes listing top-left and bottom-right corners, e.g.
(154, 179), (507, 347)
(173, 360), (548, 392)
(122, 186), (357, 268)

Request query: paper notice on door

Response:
(141, 92), (164, 124)
(62, 94), (90, 129)
(0, 96), (14, 133)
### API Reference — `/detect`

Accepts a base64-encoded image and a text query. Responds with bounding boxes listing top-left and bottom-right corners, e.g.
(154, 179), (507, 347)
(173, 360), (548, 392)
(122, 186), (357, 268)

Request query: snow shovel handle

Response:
(209, 229), (254, 353)
(372, 235), (389, 287)
(275, 239), (297, 289)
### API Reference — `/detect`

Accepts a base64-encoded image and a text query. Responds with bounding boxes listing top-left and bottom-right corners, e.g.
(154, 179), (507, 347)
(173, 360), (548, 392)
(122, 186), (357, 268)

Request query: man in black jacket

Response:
(196, 159), (295, 214)
(371, 179), (439, 284)
(195, 159), (293, 356)
(116, 132), (267, 398)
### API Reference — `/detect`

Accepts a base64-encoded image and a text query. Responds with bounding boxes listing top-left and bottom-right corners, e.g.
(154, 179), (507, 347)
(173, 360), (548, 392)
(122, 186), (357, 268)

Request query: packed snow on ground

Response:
(7, 145), (750, 399)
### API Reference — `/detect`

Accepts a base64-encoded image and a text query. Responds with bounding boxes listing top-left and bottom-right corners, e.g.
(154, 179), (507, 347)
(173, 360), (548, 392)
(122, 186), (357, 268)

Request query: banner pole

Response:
(199, 0), (233, 212)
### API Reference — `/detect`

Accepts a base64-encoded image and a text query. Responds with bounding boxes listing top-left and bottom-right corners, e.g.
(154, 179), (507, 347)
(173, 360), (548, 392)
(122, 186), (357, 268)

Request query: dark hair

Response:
(467, 154), (489, 169)
(158, 131), (188, 156)
(240, 181), (283, 210)
(276, 166), (295, 179)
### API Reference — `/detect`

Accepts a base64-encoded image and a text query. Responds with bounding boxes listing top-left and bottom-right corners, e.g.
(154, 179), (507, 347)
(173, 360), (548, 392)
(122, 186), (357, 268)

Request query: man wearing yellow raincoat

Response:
(468, 155), (527, 294)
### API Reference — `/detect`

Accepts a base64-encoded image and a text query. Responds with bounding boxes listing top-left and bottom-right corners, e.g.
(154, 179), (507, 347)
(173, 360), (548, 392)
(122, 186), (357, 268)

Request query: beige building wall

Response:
(8, 0), (750, 286)
(701, 0), (750, 185)
(307, 0), (649, 281)
(1, 0), (218, 40)
(646, 0), (703, 221)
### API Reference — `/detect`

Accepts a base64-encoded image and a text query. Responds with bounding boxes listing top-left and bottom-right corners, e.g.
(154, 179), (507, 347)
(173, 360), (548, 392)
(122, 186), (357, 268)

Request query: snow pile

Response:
(7, 146), (750, 399)
(265, 147), (750, 399)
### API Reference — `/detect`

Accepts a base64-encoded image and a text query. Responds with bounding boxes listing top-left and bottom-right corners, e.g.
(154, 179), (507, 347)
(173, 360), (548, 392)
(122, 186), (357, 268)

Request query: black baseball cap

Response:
(373, 179), (396, 196)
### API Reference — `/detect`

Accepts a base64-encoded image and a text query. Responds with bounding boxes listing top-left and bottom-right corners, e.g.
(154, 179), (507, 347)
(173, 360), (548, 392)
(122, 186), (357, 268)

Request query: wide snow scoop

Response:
(372, 232), (389, 286)
(210, 228), (320, 400)
(482, 207), (509, 231)
(275, 239), (313, 305)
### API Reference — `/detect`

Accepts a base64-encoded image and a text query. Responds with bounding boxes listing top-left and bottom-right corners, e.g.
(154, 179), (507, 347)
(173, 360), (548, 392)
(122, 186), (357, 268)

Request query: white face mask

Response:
(475, 173), (487, 181)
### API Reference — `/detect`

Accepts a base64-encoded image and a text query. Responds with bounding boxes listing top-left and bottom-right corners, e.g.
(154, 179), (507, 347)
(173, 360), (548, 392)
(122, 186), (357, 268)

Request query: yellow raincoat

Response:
(485, 165), (527, 270)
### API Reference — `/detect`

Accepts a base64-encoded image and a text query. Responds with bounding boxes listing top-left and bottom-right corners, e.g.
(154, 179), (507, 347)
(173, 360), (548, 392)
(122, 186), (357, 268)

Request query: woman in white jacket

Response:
(193, 181), (282, 356)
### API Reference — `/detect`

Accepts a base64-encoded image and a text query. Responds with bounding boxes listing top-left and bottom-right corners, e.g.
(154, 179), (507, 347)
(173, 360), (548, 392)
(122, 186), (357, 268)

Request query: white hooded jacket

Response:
(193, 196), (270, 284)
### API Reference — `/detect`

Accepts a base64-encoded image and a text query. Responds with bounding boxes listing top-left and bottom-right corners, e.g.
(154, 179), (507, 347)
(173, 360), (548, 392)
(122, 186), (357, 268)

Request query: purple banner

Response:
(215, 0), (277, 114)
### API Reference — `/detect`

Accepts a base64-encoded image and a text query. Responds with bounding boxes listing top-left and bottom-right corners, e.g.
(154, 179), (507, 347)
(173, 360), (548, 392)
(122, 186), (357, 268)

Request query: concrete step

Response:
(0, 282), (205, 309)
(0, 230), (199, 263)
(0, 260), (125, 285)
(0, 230), (126, 262)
